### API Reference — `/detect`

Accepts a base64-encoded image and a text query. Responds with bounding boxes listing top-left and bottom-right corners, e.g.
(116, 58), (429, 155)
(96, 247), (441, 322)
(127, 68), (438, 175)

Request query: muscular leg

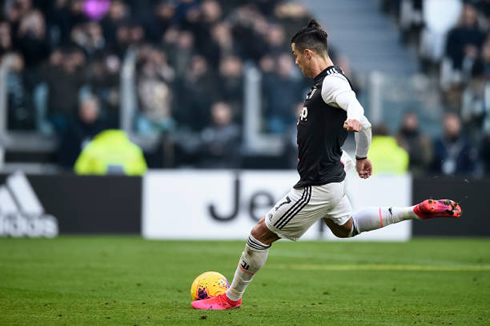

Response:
(226, 218), (279, 301)
(251, 217), (280, 244)
(324, 218), (352, 238)
(324, 206), (419, 238)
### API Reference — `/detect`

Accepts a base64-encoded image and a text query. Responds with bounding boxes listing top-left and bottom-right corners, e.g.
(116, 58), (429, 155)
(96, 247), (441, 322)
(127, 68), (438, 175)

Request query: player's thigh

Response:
(265, 185), (332, 241)
(322, 187), (353, 237)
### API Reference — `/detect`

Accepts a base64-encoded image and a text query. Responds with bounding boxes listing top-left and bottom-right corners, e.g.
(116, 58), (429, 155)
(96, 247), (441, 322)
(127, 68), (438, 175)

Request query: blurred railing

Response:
(243, 64), (285, 156)
(365, 72), (445, 138)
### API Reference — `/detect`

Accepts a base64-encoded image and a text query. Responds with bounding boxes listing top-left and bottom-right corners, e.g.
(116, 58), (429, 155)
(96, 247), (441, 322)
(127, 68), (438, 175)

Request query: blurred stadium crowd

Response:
(0, 0), (489, 176)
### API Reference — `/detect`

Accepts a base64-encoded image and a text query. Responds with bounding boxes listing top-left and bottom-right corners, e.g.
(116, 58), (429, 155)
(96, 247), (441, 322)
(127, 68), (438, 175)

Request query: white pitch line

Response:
(270, 264), (490, 272)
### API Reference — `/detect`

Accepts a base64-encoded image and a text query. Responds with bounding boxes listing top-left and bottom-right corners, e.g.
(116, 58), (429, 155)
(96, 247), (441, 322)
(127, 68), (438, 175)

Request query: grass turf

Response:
(0, 237), (489, 326)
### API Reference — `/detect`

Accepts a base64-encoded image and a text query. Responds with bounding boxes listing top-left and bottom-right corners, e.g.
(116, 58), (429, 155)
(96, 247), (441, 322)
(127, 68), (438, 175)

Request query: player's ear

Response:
(305, 49), (314, 60)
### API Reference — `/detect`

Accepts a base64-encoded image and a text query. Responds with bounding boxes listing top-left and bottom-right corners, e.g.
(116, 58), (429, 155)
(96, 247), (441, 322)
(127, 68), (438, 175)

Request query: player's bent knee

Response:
(251, 218), (280, 245)
(324, 217), (353, 238)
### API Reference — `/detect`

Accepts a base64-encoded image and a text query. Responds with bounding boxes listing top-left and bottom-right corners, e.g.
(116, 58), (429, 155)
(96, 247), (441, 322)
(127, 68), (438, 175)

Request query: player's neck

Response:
(310, 56), (334, 79)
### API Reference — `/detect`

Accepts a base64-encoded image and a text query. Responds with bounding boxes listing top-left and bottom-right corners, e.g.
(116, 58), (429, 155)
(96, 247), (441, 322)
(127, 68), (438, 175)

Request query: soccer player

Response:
(192, 19), (462, 310)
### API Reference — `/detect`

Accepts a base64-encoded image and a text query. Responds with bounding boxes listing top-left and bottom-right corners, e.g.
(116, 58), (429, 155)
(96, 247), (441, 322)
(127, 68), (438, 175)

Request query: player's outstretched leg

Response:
(348, 199), (461, 236)
(191, 219), (278, 310)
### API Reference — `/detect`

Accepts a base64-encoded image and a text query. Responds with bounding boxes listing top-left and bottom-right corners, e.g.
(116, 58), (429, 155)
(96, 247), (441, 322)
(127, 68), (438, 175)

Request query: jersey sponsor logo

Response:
(300, 107), (308, 121)
(0, 172), (59, 238)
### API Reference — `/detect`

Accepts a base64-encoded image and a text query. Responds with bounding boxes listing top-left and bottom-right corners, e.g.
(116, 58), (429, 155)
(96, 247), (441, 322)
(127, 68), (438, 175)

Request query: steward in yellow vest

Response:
(369, 135), (409, 175)
(74, 130), (147, 175)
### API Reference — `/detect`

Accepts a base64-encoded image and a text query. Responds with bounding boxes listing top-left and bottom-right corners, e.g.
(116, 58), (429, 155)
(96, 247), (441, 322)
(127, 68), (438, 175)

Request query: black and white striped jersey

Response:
(294, 65), (351, 189)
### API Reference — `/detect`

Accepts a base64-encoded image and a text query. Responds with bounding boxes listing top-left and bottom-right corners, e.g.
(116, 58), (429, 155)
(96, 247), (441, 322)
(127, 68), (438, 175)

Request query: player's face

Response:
(291, 43), (309, 77)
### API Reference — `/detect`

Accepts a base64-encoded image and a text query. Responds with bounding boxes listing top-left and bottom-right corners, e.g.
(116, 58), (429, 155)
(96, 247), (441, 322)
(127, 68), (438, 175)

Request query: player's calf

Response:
(345, 199), (462, 237)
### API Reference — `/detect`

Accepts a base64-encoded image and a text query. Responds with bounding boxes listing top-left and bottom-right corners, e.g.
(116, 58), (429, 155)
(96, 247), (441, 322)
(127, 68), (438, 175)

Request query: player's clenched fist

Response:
(356, 158), (373, 179)
(343, 119), (362, 132)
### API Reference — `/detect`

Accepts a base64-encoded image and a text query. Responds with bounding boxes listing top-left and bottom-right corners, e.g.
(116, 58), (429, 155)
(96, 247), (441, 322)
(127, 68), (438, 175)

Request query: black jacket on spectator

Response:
(431, 135), (478, 175)
(445, 26), (486, 70)
(58, 115), (107, 168)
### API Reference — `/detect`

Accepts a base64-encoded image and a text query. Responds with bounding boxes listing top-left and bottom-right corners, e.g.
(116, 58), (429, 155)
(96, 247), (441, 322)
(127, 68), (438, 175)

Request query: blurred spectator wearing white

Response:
(136, 45), (175, 135)
(461, 59), (490, 144)
(419, 0), (462, 65)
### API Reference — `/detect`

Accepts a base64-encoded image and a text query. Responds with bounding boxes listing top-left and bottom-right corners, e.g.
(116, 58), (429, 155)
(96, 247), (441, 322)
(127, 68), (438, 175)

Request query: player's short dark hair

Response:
(291, 19), (328, 55)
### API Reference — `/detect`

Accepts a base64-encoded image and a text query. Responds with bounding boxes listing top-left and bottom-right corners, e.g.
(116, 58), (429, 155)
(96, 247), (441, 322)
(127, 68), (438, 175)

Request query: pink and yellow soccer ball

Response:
(190, 271), (230, 301)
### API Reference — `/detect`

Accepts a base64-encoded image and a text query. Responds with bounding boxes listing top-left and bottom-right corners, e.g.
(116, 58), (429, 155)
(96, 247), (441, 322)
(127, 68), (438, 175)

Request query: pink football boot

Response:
(191, 293), (242, 310)
(413, 199), (462, 219)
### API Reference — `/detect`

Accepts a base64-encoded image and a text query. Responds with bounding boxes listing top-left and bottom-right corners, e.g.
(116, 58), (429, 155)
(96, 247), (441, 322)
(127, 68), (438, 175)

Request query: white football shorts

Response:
(265, 181), (352, 241)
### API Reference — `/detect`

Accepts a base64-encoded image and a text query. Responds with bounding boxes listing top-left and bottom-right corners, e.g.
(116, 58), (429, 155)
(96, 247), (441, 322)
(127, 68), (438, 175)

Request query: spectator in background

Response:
(39, 47), (88, 133)
(231, 5), (267, 62)
(210, 22), (235, 59)
(48, 0), (75, 47)
(13, 10), (50, 69)
(369, 125), (409, 175)
(100, 0), (128, 47)
(74, 129), (147, 175)
(111, 22), (131, 58)
(218, 56), (244, 122)
(431, 113), (478, 176)
(198, 101), (241, 168)
(264, 53), (304, 134)
(68, 0), (89, 28)
(136, 45), (175, 135)
(482, 36), (490, 78)
(4, 53), (33, 130)
(0, 20), (13, 57)
(336, 54), (362, 95)
(273, 1), (311, 37)
(6, 0), (32, 30)
(265, 24), (287, 57)
(480, 132), (490, 175)
(88, 52), (121, 128)
(445, 4), (486, 75)
(174, 54), (217, 131)
(167, 29), (195, 77)
(461, 59), (490, 144)
(149, 1), (175, 42)
(197, 0), (223, 64)
(70, 22), (105, 62)
(59, 95), (108, 169)
(397, 111), (433, 176)
(128, 22), (145, 46)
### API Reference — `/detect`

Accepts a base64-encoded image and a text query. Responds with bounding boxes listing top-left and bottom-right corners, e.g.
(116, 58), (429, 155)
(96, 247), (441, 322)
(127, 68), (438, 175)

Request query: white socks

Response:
(350, 206), (419, 237)
(226, 235), (270, 301)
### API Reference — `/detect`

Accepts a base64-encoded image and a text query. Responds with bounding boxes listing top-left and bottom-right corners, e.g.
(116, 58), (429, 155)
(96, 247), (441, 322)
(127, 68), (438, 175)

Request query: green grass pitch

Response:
(1, 237), (489, 325)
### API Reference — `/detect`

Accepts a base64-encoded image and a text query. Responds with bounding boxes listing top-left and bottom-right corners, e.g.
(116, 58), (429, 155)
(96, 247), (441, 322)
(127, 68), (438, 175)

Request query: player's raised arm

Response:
(321, 75), (373, 178)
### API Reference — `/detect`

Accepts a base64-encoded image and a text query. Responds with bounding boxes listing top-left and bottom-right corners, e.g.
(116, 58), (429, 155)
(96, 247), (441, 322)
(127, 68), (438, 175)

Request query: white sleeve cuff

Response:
(354, 116), (372, 158)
